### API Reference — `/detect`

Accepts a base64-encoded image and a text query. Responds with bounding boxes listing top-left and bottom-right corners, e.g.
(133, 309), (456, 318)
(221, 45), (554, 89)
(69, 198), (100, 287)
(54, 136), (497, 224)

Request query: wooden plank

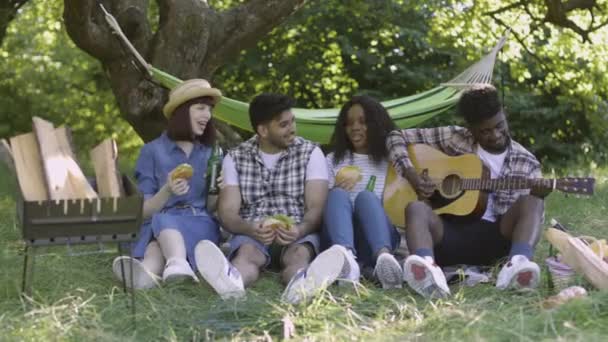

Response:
(9, 133), (48, 201)
(90, 138), (123, 197)
(32, 117), (97, 200)
(54, 126), (76, 160)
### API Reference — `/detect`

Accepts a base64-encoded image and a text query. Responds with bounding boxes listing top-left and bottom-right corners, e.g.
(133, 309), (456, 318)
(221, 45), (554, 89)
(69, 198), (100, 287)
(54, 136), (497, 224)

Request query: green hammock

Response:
(100, 4), (506, 144)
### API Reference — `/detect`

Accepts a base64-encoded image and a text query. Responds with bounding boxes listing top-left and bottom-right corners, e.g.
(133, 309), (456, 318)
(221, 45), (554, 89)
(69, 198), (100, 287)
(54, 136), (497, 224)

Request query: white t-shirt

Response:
(326, 152), (388, 204)
(222, 146), (329, 186)
(476, 144), (507, 222)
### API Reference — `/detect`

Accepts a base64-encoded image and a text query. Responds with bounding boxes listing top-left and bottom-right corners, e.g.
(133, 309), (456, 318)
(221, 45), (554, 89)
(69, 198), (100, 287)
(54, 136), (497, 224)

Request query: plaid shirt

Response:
(386, 125), (543, 216)
(230, 136), (316, 223)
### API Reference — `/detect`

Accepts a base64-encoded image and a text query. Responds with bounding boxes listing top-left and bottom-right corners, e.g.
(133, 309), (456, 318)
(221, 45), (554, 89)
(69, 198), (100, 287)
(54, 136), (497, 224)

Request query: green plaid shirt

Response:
(386, 125), (543, 216)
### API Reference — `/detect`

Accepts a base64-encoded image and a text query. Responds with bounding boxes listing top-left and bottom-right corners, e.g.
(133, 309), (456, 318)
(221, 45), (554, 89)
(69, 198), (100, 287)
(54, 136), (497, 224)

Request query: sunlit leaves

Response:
(0, 0), (142, 161)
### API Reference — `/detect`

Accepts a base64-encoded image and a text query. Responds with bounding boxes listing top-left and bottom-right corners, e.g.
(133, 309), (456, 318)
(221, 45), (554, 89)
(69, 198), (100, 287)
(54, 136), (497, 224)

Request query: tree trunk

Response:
(0, 1), (29, 45)
(63, 0), (307, 143)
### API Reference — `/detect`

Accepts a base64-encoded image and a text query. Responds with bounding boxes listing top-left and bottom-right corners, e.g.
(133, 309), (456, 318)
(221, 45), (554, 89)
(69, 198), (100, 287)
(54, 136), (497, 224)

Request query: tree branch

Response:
(205, 0), (308, 74)
(63, 0), (116, 60)
(483, 0), (526, 17)
(487, 13), (563, 83)
(544, 0), (600, 42)
(149, 0), (212, 78)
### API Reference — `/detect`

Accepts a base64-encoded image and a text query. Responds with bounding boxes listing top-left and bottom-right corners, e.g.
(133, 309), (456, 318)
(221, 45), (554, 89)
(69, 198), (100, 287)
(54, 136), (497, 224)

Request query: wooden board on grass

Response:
(32, 117), (97, 200)
(90, 139), (123, 197)
(9, 133), (48, 201)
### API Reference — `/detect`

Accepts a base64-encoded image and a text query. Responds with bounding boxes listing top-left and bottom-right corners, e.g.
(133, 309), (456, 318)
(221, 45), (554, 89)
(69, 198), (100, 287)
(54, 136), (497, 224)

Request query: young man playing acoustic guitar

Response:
(387, 84), (550, 298)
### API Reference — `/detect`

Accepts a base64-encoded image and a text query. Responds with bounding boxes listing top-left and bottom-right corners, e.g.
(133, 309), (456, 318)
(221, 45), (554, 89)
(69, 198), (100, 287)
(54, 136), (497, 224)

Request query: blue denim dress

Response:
(131, 132), (220, 271)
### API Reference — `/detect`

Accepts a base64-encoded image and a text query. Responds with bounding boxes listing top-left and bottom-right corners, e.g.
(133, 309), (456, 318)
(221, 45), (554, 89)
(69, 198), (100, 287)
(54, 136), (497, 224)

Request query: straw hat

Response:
(162, 79), (222, 118)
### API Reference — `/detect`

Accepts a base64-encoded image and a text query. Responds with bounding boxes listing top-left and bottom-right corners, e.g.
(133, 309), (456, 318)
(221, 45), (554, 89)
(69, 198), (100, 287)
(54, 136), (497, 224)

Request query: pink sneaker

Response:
(403, 255), (450, 298)
(496, 255), (540, 290)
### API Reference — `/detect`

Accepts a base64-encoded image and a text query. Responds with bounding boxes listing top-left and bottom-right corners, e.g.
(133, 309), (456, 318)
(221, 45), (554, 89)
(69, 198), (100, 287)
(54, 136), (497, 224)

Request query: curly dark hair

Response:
(330, 95), (397, 165)
(457, 84), (503, 125)
(249, 93), (295, 134)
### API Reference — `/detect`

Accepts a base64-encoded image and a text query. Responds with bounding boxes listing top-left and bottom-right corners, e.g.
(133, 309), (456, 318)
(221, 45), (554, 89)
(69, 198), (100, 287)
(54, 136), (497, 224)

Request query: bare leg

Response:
(157, 228), (187, 260)
(495, 195), (544, 289)
(499, 195), (544, 247)
(404, 201), (444, 254)
(140, 241), (165, 276)
(281, 244), (313, 285)
(231, 243), (266, 287)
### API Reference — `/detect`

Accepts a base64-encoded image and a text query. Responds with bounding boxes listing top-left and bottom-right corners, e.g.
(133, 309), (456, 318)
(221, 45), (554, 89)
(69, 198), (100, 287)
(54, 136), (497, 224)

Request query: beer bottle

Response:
(206, 143), (223, 195)
(365, 175), (376, 192)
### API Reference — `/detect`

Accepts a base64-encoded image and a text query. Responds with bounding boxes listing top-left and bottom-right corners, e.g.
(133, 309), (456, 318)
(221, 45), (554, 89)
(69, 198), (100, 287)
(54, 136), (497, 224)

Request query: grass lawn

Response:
(1, 163), (607, 341)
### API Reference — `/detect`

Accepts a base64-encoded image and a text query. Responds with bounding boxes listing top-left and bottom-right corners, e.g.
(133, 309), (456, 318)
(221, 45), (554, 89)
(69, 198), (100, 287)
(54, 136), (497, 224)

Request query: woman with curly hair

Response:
(322, 95), (403, 289)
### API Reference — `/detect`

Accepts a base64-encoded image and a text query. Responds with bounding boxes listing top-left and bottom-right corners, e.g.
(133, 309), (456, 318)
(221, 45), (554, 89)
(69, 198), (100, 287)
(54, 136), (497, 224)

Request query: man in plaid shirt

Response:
(196, 93), (347, 303)
(388, 84), (549, 298)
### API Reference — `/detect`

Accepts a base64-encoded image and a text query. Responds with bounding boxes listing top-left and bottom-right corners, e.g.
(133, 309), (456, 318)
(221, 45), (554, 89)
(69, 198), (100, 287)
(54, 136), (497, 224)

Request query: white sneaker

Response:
(374, 253), (403, 289)
(496, 255), (540, 290)
(329, 245), (360, 286)
(162, 257), (199, 283)
(112, 256), (161, 290)
(195, 240), (246, 300)
(403, 255), (450, 298)
(282, 246), (345, 304)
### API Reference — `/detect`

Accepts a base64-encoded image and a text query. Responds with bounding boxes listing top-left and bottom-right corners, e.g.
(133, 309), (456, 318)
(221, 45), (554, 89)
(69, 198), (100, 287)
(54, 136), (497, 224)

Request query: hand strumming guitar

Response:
(404, 167), (435, 200)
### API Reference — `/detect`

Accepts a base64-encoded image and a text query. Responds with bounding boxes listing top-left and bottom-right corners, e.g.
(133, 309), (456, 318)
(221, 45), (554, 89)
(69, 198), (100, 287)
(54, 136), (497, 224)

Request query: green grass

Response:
(1, 163), (607, 341)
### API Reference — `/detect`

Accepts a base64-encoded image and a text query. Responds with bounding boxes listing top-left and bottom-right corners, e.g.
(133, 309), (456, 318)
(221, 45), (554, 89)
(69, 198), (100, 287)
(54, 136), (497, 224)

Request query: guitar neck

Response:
(461, 178), (548, 191)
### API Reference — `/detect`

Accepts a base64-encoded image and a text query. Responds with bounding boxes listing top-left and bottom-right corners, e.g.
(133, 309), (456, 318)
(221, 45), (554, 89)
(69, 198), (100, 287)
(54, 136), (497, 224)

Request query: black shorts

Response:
(434, 217), (511, 267)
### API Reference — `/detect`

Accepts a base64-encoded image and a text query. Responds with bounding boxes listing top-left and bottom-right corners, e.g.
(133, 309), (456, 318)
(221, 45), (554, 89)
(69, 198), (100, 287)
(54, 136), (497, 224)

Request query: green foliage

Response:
(213, 0), (608, 169)
(2, 1), (608, 169)
(215, 0), (454, 107)
(0, 0), (142, 163)
(428, 0), (608, 169)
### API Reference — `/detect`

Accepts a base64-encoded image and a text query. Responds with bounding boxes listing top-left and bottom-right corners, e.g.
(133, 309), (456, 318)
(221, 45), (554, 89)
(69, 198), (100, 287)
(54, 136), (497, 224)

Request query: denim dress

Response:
(131, 132), (220, 271)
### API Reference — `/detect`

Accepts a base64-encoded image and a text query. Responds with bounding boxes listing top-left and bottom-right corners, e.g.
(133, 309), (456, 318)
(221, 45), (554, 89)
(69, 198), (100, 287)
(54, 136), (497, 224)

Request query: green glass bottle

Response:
(206, 143), (223, 195)
(365, 175), (376, 192)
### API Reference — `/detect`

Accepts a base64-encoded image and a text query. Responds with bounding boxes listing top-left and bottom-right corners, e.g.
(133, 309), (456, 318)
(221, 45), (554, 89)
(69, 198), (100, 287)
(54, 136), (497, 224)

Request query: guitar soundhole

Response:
(441, 174), (462, 198)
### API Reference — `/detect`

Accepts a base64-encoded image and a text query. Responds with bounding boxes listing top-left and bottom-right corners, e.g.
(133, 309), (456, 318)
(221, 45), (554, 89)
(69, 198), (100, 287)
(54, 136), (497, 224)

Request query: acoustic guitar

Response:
(383, 144), (595, 228)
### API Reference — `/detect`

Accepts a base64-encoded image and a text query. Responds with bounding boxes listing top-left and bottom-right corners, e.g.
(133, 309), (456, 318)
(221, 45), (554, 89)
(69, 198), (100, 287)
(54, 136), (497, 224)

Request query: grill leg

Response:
(118, 242), (137, 328)
(21, 244), (35, 297)
(117, 243), (129, 294)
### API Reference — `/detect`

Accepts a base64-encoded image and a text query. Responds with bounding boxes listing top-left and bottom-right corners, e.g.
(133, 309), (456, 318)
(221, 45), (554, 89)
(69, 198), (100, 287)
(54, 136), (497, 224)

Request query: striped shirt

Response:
(386, 125), (543, 217)
(326, 152), (388, 204)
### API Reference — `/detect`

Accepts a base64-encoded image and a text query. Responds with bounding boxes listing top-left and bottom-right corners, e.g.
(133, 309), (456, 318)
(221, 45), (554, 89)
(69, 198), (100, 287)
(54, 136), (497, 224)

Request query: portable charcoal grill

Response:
(16, 174), (142, 319)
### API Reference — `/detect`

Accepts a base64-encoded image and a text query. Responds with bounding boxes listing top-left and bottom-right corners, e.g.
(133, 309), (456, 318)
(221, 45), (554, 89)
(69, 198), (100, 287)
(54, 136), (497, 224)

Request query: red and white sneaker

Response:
(495, 255), (540, 290)
(403, 255), (450, 298)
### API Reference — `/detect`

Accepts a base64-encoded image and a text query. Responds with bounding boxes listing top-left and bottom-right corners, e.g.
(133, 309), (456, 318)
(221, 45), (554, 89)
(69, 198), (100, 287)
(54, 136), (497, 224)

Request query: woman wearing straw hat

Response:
(112, 79), (242, 292)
